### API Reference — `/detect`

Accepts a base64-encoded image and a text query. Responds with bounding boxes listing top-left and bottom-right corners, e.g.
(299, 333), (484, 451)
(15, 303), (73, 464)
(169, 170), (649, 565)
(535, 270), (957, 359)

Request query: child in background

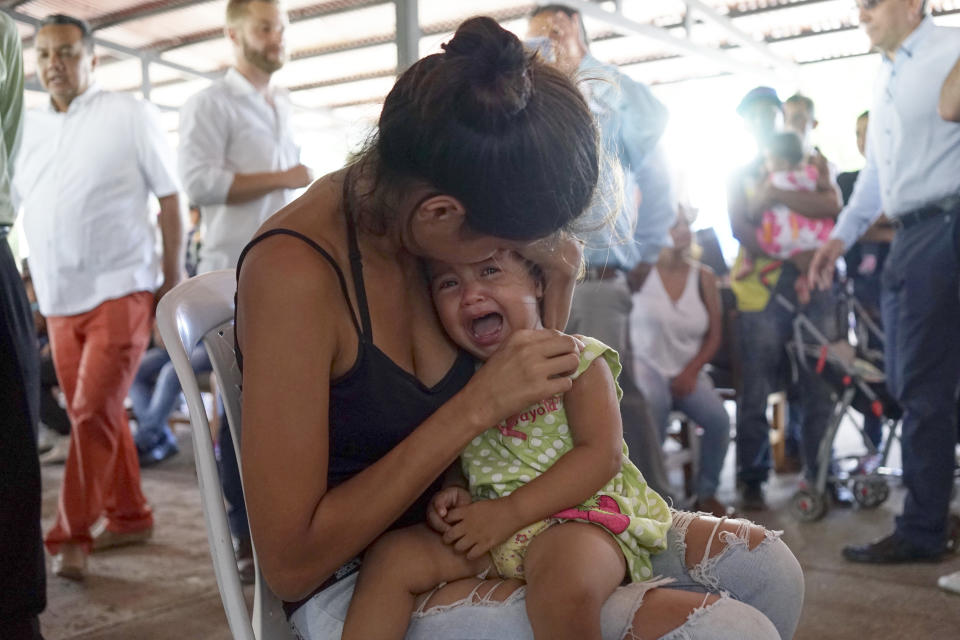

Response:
(341, 250), (672, 640)
(735, 131), (835, 302)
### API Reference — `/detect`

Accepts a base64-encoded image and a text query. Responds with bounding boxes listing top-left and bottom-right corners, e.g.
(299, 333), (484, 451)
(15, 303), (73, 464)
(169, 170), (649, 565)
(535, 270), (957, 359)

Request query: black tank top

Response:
(234, 188), (475, 589)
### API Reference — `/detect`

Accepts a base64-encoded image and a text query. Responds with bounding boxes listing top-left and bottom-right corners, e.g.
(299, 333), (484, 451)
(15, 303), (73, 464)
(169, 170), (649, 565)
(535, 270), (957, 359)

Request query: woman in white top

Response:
(628, 209), (731, 517)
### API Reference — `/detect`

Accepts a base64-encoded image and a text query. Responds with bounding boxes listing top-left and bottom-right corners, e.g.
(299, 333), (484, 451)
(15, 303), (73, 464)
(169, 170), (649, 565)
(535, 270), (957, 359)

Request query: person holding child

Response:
(727, 87), (842, 511)
(341, 250), (672, 640)
(734, 130), (834, 305)
(237, 17), (803, 640)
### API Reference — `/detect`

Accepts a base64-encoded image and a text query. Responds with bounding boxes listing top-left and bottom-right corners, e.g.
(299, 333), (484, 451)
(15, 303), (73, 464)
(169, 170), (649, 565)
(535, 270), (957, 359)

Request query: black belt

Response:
(0, 224), (11, 239)
(892, 196), (960, 230)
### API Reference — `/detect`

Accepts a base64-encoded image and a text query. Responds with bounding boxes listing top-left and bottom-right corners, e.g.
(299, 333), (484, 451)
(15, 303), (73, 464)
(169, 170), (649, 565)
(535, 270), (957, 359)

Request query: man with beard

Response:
(178, 0), (308, 582)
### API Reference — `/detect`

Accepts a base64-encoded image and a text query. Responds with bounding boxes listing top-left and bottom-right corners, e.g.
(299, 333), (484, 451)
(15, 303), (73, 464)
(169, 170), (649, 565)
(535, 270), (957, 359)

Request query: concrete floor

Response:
(36, 420), (960, 640)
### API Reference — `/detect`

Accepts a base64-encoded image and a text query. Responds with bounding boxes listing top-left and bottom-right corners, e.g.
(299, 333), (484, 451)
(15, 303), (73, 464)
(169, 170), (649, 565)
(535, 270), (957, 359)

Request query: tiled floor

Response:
(37, 417), (960, 639)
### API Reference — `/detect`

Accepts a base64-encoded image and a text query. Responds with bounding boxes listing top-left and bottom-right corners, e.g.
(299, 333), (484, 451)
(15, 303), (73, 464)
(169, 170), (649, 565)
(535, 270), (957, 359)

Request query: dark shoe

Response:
(738, 482), (767, 511)
(138, 435), (179, 467)
(234, 535), (255, 585)
(842, 532), (946, 564)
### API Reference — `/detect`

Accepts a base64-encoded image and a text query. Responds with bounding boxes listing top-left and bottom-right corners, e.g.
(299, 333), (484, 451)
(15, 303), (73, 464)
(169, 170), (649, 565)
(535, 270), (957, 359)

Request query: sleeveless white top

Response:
(629, 263), (708, 378)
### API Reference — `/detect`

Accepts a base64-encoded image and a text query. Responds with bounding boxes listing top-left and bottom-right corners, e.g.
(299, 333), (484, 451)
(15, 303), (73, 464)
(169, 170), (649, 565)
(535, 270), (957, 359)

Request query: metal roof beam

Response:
(5, 8), (217, 81)
(91, 0), (215, 31)
(394, 0), (419, 72)
(93, 36), (218, 80)
(684, 0), (799, 74)
(549, 0), (778, 80)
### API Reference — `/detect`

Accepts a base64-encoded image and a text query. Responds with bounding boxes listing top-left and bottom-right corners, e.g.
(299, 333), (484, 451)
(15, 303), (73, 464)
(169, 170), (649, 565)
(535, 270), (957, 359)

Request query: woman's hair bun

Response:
(440, 16), (532, 131)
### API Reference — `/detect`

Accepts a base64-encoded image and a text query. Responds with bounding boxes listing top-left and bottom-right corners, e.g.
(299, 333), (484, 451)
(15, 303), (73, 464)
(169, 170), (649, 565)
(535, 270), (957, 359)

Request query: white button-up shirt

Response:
(14, 84), (179, 316)
(831, 17), (960, 249)
(178, 68), (301, 273)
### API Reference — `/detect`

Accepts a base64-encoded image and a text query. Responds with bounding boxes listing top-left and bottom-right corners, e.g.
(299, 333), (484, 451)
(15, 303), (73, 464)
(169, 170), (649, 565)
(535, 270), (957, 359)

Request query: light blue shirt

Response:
(831, 17), (960, 249)
(577, 54), (674, 268)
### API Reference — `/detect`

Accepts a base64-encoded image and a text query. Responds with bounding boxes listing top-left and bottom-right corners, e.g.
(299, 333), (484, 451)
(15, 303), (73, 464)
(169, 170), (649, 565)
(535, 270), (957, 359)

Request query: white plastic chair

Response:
(156, 270), (295, 640)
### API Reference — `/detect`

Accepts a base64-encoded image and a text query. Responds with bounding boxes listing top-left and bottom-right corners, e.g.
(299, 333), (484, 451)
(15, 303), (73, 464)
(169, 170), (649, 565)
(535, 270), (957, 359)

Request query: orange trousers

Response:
(44, 291), (154, 554)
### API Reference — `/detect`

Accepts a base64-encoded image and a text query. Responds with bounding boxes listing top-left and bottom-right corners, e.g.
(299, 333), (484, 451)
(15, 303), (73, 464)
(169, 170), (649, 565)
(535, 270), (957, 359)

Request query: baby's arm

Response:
(443, 357), (623, 558)
(342, 523), (490, 640)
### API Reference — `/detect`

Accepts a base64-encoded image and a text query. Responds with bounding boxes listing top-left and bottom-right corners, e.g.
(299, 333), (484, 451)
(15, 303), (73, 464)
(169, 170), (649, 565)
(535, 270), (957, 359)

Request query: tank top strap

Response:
(236, 228), (362, 337)
(341, 177), (374, 339)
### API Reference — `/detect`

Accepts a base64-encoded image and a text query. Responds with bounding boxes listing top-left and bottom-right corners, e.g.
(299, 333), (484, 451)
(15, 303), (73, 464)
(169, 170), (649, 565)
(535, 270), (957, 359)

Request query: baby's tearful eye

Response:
(480, 265), (501, 277)
(437, 278), (458, 290)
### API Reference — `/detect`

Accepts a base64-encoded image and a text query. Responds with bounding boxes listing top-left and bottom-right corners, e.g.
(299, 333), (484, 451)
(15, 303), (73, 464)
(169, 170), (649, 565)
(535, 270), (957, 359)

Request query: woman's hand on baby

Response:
(467, 329), (583, 429)
(519, 232), (583, 331)
(427, 487), (472, 534)
(442, 499), (522, 560)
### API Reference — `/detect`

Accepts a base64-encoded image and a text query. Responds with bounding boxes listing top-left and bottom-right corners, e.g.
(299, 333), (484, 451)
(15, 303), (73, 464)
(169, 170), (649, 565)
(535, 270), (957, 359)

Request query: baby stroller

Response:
(777, 292), (902, 522)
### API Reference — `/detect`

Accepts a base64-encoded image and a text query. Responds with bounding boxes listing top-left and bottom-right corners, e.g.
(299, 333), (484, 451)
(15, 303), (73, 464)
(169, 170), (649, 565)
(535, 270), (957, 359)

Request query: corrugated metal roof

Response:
(8, 0), (958, 115)
(6, 0), (958, 260)
(4, 0), (957, 126)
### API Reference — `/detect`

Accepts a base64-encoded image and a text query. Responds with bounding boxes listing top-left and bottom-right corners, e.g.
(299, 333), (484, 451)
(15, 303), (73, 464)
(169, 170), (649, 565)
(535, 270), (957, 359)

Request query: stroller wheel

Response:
(791, 489), (828, 522)
(852, 477), (890, 508)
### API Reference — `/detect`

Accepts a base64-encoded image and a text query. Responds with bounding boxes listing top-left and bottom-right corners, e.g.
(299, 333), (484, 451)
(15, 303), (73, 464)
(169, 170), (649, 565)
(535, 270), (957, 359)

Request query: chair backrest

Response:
(156, 270), (294, 640)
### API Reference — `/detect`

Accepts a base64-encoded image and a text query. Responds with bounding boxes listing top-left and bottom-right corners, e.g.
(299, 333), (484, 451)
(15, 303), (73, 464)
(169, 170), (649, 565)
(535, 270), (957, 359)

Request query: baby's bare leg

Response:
(522, 523), (626, 640)
(342, 524), (490, 640)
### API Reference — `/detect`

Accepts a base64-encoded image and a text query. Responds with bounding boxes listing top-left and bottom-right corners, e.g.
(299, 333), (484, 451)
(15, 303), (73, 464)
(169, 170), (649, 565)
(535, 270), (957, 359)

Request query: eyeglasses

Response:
(855, 0), (888, 10)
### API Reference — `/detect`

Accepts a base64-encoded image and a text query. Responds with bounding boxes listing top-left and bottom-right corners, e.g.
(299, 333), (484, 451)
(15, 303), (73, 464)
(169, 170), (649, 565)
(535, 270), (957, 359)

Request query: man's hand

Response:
(443, 499), (524, 560)
(427, 486), (472, 534)
(283, 164), (313, 189)
(670, 367), (698, 398)
(154, 271), (184, 309)
(808, 237), (846, 291)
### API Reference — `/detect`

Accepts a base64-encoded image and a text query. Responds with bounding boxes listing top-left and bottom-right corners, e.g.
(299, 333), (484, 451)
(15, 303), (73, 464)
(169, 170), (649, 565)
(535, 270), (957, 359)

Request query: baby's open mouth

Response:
(470, 312), (503, 343)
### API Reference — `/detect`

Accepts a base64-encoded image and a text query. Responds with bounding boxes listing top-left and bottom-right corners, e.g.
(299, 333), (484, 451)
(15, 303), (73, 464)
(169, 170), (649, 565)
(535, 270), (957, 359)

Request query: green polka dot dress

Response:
(461, 337), (672, 582)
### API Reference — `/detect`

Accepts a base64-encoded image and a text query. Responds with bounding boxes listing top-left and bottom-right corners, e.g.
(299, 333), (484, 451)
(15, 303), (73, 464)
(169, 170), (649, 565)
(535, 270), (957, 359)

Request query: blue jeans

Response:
(129, 345), (211, 451)
(632, 360), (731, 499)
(882, 209), (960, 553)
(290, 511), (803, 640)
(735, 268), (840, 486)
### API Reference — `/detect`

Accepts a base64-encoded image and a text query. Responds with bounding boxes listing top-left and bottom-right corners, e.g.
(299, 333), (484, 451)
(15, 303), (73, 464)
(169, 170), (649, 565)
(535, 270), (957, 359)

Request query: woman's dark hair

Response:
(766, 131), (804, 167)
(354, 16), (599, 241)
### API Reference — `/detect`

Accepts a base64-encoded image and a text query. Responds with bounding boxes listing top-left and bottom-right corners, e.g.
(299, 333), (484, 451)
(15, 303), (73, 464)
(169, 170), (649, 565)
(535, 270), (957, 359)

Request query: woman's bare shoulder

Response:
(237, 171), (357, 355)
(240, 172), (349, 295)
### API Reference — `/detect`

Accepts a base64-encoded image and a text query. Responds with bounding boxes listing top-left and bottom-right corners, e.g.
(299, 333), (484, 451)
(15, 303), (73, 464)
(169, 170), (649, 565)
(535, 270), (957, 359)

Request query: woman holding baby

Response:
(236, 16), (803, 640)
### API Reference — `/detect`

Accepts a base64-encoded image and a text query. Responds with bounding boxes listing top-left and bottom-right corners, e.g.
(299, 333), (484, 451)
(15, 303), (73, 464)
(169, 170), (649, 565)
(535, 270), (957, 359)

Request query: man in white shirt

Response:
(810, 0), (960, 564)
(14, 14), (184, 580)
(179, 0), (308, 273)
(178, 0), (307, 582)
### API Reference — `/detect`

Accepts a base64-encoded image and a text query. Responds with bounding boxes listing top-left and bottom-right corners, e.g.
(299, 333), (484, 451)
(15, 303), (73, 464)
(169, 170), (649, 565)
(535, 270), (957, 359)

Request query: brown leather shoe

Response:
(52, 543), (86, 581)
(91, 520), (153, 552)
(693, 496), (736, 519)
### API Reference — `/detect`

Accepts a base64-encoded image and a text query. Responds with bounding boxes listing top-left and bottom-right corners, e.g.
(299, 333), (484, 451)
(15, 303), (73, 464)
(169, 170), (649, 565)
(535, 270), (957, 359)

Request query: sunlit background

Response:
(7, 0), (960, 263)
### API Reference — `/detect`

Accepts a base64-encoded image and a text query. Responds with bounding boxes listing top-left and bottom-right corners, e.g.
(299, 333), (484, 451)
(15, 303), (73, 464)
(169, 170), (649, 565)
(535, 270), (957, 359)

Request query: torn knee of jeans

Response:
(622, 591), (725, 640)
(670, 509), (698, 557)
(722, 520), (781, 552)
(412, 579), (525, 617)
(689, 521), (783, 591)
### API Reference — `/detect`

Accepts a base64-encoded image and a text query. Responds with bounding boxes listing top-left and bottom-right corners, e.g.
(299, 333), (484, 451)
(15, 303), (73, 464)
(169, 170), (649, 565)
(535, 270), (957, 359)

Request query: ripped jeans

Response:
(289, 511), (803, 640)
